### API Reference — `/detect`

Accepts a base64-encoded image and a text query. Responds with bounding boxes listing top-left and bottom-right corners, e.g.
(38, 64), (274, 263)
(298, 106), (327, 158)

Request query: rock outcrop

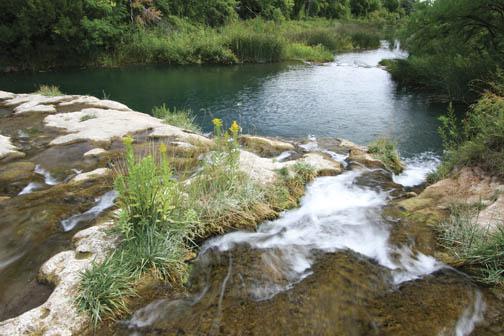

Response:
(0, 220), (119, 336)
(0, 135), (25, 162)
(399, 167), (504, 231)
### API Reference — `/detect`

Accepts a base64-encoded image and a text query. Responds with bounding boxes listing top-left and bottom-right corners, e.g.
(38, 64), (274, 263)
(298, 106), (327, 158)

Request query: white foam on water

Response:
(393, 152), (441, 187)
(202, 170), (443, 299)
(18, 182), (42, 195)
(275, 151), (294, 162)
(60, 190), (117, 232)
(453, 291), (485, 336)
(298, 135), (318, 152)
(17, 165), (60, 195)
(35, 164), (59, 186)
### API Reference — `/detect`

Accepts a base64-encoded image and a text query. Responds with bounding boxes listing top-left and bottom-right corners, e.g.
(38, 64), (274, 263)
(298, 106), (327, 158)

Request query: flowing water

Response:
(115, 161), (489, 336)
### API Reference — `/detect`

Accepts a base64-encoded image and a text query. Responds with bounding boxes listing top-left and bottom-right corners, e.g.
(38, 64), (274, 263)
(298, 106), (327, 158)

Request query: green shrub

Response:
(152, 104), (201, 133)
(35, 85), (62, 97)
(350, 31), (380, 49)
(368, 138), (404, 174)
(285, 43), (333, 62)
(431, 89), (504, 180)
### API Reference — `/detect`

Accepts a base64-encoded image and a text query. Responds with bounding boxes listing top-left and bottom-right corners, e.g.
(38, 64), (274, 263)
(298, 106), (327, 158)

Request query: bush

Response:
(152, 104), (201, 133)
(285, 43), (333, 62)
(431, 88), (504, 181)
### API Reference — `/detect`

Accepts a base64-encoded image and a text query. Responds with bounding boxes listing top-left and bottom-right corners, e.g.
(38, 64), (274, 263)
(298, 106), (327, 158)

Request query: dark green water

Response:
(0, 46), (446, 156)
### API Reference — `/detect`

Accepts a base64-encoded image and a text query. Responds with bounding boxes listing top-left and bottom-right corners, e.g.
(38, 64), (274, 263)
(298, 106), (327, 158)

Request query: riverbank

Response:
(1, 19), (385, 72)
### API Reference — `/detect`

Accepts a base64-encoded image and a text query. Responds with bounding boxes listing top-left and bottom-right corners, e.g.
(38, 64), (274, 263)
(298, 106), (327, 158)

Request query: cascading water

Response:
(18, 165), (59, 195)
(119, 153), (490, 336)
(393, 152), (441, 187)
(60, 190), (117, 232)
(200, 168), (441, 295)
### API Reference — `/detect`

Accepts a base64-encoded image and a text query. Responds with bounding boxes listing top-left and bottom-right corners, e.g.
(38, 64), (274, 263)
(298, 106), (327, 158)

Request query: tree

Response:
(350, 0), (381, 16)
(383, 0), (400, 12)
(237, 0), (294, 20)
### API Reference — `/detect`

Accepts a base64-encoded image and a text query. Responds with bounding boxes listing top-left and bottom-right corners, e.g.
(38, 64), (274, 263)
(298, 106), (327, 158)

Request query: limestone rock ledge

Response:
(0, 220), (119, 336)
(0, 135), (25, 162)
(399, 166), (504, 231)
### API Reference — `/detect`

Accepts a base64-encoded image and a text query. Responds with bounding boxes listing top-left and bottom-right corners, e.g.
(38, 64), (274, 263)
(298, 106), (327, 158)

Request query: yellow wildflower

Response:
(123, 135), (134, 146)
(159, 143), (167, 154)
(230, 120), (240, 134)
(212, 118), (223, 127)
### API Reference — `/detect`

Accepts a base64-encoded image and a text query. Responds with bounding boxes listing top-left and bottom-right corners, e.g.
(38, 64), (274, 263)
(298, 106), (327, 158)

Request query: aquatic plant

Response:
(79, 113), (97, 122)
(152, 104), (201, 133)
(35, 85), (62, 97)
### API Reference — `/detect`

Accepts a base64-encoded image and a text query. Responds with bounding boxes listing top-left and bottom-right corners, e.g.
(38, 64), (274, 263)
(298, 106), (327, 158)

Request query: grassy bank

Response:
(96, 18), (382, 67)
(77, 118), (315, 327)
(427, 75), (504, 285)
(428, 78), (504, 183)
(437, 204), (504, 286)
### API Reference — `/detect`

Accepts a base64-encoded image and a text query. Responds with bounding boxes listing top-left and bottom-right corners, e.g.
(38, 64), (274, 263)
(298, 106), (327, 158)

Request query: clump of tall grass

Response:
(285, 43), (333, 62)
(35, 85), (62, 97)
(152, 104), (201, 133)
(437, 204), (504, 285)
(227, 31), (285, 63)
(368, 138), (404, 174)
(289, 28), (352, 52)
(349, 31), (381, 49)
(77, 137), (194, 327)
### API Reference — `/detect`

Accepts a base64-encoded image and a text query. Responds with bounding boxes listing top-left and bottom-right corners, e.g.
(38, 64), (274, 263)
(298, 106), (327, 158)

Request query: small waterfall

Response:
(35, 164), (59, 186)
(453, 291), (485, 336)
(200, 169), (442, 300)
(18, 165), (59, 195)
(393, 152), (441, 187)
(18, 182), (42, 195)
(60, 190), (117, 232)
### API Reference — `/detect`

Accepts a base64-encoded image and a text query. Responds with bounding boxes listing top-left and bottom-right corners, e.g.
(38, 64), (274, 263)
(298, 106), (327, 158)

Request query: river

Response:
(3, 45), (499, 335)
(0, 43), (445, 158)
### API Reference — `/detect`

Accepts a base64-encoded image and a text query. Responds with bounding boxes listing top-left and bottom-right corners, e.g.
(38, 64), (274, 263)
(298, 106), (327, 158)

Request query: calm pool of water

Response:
(0, 45), (446, 157)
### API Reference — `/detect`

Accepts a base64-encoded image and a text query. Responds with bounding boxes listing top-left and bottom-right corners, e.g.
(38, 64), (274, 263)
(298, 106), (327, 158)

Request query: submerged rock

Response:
(239, 135), (295, 157)
(83, 148), (107, 158)
(71, 168), (112, 183)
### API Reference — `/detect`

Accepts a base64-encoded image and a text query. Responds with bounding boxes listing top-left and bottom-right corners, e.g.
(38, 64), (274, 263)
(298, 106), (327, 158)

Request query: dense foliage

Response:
(431, 80), (504, 182)
(386, 0), (504, 102)
(0, 0), (411, 69)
